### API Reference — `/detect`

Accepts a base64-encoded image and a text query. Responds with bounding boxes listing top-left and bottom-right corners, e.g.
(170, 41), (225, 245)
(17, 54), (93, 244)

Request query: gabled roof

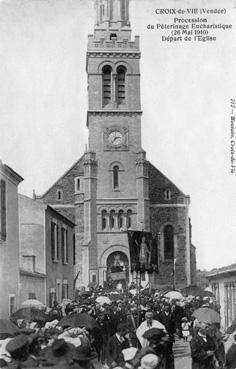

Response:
(40, 155), (84, 198)
(149, 161), (185, 194)
(148, 161), (189, 204)
(46, 205), (76, 227)
(206, 263), (236, 278)
(0, 160), (24, 184)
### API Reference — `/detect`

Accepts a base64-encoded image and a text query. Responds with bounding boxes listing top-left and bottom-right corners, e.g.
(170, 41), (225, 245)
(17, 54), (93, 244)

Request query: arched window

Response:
(164, 189), (171, 201)
(164, 225), (174, 259)
(101, 210), (107, 230)
(116, 66), (126, 105)
(57, 190), (62, 201)
(102, 65), (112, 106)
(110, 210), (115, 229)
(113, 165), (119, 189)
(127, 209), (132, 228)
(118, 210), (124, 229)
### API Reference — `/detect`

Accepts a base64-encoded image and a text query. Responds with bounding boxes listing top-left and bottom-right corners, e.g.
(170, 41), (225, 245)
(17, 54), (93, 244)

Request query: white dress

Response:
(182, 322), (190, 337)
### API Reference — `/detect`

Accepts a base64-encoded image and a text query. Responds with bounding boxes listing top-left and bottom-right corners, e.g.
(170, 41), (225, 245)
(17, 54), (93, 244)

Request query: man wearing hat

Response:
(190, 322), (216, 369)
(6, 334), (30, 367)
(142, 328), (170, 369)
(136, 312), (165, 348)
(107, 323), (130, 368)
(40, 338), (81, 368)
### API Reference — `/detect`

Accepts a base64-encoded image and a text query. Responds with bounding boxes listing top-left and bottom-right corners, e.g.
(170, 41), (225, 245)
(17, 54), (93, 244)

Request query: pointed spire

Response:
(95, 0), (130, 28)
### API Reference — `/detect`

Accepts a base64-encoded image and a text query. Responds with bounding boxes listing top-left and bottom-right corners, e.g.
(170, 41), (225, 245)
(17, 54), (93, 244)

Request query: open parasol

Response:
(165, 291), (183, 300)
(95, 296), (111, 305)
(181, 285), (214, 297)
(192, 307), (221, 324)
(21, 299), (45, 310)
(58, 312), (99, 330)
(0, 319), (20, 339)
(11, 307), (47, 323)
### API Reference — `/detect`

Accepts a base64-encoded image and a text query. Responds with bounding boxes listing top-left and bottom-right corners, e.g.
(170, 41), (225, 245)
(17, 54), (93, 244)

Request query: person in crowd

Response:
(2, 283), (225, 369)
(136, 312), (165, 348)
(5, 334), (30, 367)
(171, 300), (184, 338)
(207, 323), (225, 369)
(181, 317), (190, 342)
(226, 333), (236, 369)
(190, 322), (216, 369)
(142, 328), (171, 369)
(159, 304), (175, 369)
(106, 323), (130, 368)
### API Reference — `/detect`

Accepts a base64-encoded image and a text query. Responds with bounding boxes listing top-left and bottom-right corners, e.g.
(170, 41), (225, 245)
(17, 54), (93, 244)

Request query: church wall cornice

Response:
(87, 52), (141, 59)
(87, 110), (142, 117)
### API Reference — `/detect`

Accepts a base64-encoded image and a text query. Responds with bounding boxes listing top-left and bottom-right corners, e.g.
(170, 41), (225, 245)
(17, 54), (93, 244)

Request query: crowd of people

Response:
(0, 284), (236, 369)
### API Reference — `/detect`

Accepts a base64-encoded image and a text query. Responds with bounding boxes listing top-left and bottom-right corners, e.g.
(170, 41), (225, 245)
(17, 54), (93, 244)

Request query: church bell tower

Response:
(83, 0), (150, 285)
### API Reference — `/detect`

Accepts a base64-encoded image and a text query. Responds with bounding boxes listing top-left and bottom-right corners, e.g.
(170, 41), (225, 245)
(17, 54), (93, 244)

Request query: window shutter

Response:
(102, 66), (112, 106)
(56, 224), (59, 260)
(51, 222), (55, 261)
(61, 228), (65, 263)
(73, 234), (76, 266)
(1, 180), (6, 241)
(66, 230), (68, 264)
(117, 67), (126, 105)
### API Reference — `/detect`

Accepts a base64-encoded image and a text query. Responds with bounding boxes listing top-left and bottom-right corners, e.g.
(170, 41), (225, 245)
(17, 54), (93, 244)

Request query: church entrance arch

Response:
(106, 251), (129, 288)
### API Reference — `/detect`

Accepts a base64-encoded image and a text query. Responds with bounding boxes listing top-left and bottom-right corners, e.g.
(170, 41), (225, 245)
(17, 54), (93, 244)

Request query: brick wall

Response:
(190, 244), (197, 285)
(150, 206), (188, 288)
(149, 163), (186, 204)
(42, 157), (84, 205)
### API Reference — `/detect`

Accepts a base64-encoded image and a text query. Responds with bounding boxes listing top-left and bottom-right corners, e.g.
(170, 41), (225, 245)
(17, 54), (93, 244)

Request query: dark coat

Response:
(190, 334), (216, 369)
(226, 343), (236, 369)
(106, 334), (129, 367)
(159, 312), (175, 336)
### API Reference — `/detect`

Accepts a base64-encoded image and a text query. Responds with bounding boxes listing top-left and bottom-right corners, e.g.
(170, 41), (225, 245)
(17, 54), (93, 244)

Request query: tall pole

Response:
(172, 250), (176, 291)
(137, 271), (141, 326)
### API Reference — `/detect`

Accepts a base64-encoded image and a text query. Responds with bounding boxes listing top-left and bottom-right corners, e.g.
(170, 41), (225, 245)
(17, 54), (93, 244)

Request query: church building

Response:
(41, 0), (196, 290)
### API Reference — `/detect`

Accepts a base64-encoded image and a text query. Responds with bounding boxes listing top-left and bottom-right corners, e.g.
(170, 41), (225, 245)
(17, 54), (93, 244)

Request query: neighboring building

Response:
(0, 161), (23, 318)
(207, 263), (236, 329)
(19, 194), (75, 306)
(196, 269), (210, 290)
(40, 0), (196, 289)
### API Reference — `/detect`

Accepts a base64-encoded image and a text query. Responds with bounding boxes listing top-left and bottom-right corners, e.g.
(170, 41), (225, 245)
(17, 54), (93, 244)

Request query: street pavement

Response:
(173, 337), (191, 369)
(94, 337), (192, 369)
(94, 335), (236, 369)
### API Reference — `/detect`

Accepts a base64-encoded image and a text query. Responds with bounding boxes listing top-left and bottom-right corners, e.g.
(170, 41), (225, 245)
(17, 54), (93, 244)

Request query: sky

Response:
(0, 0), (236, 271)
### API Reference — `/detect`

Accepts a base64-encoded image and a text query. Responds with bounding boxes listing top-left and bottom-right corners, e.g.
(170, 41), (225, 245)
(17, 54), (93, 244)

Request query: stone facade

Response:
(19, 194), (75, 306)
(207, 264), (236, 329)
(0, 161), (23, 318)
(41, 0), (196, 289)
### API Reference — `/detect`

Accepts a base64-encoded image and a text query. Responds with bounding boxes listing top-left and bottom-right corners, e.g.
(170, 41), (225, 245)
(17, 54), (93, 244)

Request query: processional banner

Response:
(128, 231), (158, 274)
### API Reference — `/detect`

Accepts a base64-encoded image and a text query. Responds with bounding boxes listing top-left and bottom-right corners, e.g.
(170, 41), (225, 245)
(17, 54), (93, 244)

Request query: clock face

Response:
(108, 131), (123, 146)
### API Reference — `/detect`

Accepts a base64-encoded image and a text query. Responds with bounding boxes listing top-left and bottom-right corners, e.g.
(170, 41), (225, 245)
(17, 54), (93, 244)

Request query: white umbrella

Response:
(164, 291), (183, 300)
(129, 289), (137, 296)
(21, 299), (45, 310)
(95, 296), (111, 305)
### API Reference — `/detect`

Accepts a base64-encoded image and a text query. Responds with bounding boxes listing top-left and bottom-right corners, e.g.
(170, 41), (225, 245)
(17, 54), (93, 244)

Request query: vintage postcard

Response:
(0, 0), (236, 333)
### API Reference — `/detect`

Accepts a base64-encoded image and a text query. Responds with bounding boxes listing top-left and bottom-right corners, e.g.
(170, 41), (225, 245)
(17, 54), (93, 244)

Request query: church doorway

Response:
(106, 251), (129, 288)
